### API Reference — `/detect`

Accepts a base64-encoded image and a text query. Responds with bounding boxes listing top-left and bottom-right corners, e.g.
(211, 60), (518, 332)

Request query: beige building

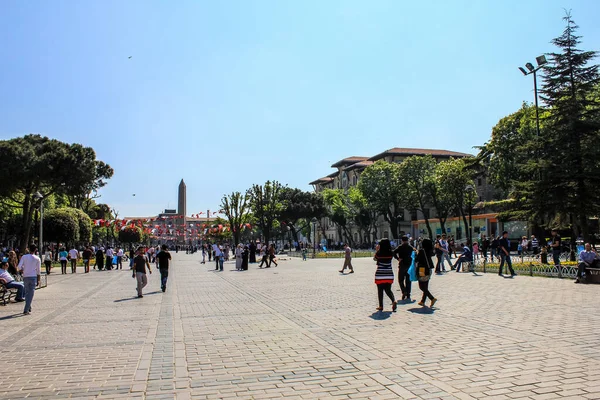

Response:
(309, 147), (494, 246)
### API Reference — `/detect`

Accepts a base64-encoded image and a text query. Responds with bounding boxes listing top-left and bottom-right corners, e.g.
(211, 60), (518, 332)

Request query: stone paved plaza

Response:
(1, 254), (599, 400)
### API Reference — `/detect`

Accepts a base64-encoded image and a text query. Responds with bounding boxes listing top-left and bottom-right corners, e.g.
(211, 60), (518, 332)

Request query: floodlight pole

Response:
(532, 70), (541, 139)
(519, 56), (546, 139)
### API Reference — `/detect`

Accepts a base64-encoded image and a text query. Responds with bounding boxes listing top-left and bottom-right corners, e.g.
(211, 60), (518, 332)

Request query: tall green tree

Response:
(322, 188), (354, 246)
(443, 158), (477, 240)
(431, 160), (461, 235)
(476, 103), (540, 197)
(537, 12), (600, 239)
(220, 191), (250, 246)
(0, 135), (113, 251)
(347, 187), (378, 245)
(358, 160), (405, 239)
(248, 181), (284, 245)
(399, 155), (436, 239)
(279, 188), (326, 242)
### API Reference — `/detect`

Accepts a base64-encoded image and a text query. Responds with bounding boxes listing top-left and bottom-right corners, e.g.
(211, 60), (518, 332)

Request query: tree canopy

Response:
(358, 160), (405, 239)
(220, 191), (250, 246)
(0, 135), (113, 250)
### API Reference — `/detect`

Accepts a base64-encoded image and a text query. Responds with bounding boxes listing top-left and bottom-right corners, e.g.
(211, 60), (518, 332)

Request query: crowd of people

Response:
(1, 229), (598, 315)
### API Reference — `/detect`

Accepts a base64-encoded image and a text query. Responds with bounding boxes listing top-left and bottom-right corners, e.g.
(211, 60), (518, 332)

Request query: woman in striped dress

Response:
(374, 239), (397, 312)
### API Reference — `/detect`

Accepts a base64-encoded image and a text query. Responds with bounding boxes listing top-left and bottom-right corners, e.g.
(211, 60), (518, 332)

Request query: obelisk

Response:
(178, 179), (187, 219)
(178, 179), (187, 245)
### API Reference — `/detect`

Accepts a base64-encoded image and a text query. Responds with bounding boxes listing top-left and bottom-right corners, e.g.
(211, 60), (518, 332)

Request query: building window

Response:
(477, 178), (482, 186)
(352, 176), (357, 186)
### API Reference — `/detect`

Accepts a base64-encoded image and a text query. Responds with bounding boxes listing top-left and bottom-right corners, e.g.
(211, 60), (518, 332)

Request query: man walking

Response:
(116, 247), (124, 269)
(156, 245), (172, 292)
(68, 246), (79, 273)
(498, 231), (516, 277)
(440, 234), (452, 270)
(339, 243), (354, 274)
(18, 245), (41, 315)
(393, 236), (414, 301)
(531, 235), (540, 255)
(551, 229), (562, 276)
(82, 246), (93, 273)
(132, 247), (152, 298)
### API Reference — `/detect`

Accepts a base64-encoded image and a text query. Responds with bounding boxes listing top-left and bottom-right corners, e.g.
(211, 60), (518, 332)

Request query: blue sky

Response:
(1, 0), (599, 217)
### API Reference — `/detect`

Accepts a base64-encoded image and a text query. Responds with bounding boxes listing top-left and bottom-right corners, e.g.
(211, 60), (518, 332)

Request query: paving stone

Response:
(1, 255), (600, 399)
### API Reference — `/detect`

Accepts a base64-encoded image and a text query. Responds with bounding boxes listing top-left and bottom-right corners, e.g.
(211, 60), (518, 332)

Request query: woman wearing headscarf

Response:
(235, 244), (243, 271)
(242, 245), (249, 271)
(374, 238), (397, 312)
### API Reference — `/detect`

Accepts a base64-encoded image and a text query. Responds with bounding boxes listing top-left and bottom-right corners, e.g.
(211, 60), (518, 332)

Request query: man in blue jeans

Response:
(498, 231), (516, 277)
(18, 244), (41, 315)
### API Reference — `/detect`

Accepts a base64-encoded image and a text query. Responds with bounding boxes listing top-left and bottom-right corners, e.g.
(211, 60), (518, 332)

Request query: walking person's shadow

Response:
(369, 311), (393, 320)
(408, 307), (435, 315)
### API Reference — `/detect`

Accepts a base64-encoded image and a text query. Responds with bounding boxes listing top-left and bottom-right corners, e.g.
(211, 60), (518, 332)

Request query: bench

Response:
(584, 267), (600, 284)
(0, 281), (19, 306)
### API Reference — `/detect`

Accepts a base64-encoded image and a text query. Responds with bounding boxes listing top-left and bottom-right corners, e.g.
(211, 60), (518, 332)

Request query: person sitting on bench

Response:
(575, 243), (599, 283)
(453, 243), (472, 272)
(0, 258), (25, 302)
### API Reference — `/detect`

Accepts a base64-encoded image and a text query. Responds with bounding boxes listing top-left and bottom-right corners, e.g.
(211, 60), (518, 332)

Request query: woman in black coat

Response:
(416, 238), (437, 308)
(242, 246), (249, 270)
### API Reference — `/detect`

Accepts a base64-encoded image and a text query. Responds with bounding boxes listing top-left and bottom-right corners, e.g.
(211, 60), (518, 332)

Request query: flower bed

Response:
(473, 260), (579, 278)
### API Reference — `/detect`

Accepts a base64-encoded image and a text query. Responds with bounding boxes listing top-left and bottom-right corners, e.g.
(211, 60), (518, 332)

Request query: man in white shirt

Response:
(0, 259), (25, 301)
(68, 247), (79, 273)
(116, 248), (124, 269)
(18, 245), (41, 315)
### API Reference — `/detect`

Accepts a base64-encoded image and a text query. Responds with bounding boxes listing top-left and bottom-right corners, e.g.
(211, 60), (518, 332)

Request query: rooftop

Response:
(330, 156), (369, 168)
(343, 160), (374, 171)
(368, 148), (471, 161)
(309, 177), (334, 185)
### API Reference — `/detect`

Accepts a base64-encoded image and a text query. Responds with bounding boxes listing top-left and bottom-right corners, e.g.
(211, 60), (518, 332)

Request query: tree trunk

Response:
(389, 217), (399, 240)
(460, 210), (469, 243)
(424, 216), (433, 239)
(233, 228), (240, 246)
(439, 217), (447, 237)
(19, 193), (34, 252)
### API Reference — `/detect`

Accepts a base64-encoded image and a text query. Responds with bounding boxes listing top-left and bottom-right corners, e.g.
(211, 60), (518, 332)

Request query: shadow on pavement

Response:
(369, 311), (393, 320)
(408, 307), (435, 315)
(398, 298), (416, 305)
(114, 297), (139, 303)
(0, 313), (27, 320)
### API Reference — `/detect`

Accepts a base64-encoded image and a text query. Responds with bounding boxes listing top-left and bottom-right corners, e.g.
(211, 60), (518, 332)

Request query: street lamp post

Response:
(519, 55), (547, 139)
(34, 192), (44, 251)
(311, 217), (318, 258)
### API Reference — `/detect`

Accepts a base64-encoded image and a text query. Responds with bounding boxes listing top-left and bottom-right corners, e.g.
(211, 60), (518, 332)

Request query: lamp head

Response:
(536, 55), (547, 66)
(525, 63), (535, 72)
(518, 67), (528, 76)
